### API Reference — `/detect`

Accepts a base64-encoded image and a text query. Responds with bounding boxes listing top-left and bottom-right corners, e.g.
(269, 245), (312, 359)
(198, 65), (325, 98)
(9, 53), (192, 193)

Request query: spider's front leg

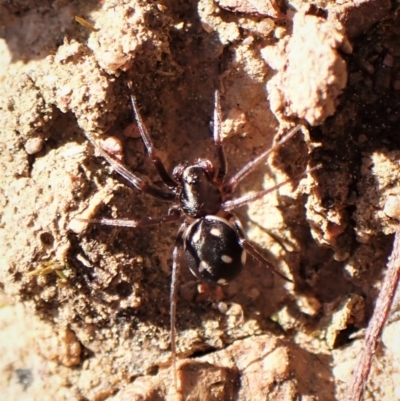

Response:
(78, 208), (181, 228)
(85, 131), (176, 202)
(128, 90), (178, 190)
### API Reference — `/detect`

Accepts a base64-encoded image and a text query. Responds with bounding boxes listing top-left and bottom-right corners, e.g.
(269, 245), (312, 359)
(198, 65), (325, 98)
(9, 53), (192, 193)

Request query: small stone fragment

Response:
(384, 195), (400, 220)
(24, 135), (44, 155)
(261, 10), (348, 126)
(100, 136), (124, 160)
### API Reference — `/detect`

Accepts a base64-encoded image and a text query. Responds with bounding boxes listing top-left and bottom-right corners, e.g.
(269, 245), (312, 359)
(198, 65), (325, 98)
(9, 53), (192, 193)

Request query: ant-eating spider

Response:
(82, 89), (313, 395)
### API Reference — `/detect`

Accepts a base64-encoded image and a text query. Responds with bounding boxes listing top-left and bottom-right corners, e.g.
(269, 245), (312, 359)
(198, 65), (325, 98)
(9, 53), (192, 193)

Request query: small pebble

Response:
(242, 36), (254, 46)
(383, 53), (394, 67)
(24, 135), (44, 155)
(218, 302), (228, 314)
(361, 60), (374, 74)
(384, 195), (400, 220)
(100, 136), (123, 160)
(274, 26), (287, 40)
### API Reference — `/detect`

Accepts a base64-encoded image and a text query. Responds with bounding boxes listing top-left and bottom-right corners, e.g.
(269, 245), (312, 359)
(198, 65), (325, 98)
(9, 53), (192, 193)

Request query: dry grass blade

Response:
(347, 230), (400, 401)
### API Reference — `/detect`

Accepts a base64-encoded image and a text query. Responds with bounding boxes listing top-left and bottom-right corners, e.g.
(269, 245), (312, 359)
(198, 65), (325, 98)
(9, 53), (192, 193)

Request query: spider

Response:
(82, 89), (308, 393)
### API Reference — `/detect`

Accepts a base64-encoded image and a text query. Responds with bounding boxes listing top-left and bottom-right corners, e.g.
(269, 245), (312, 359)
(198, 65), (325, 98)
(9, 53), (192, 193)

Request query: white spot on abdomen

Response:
(221, 254), (233, 263)
(210, 227), (222, 237)
(199, 260), (212, 273)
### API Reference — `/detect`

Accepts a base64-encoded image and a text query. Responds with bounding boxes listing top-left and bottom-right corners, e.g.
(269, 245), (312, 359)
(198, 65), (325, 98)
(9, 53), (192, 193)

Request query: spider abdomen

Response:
(183, 215), (246, 285)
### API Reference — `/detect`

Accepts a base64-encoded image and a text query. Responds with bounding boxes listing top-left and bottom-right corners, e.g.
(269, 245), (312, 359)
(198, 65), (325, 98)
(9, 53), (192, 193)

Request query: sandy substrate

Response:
(1, 1), (400, 400)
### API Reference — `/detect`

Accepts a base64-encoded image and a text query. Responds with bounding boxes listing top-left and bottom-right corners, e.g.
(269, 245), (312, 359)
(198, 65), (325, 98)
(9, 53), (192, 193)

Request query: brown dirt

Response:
(1, 1), (399, 400)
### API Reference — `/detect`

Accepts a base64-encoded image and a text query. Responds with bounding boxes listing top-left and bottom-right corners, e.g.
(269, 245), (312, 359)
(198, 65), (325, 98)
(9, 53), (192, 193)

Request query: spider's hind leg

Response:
(230, 214), (293, 283)
(169, 223), (188, 397)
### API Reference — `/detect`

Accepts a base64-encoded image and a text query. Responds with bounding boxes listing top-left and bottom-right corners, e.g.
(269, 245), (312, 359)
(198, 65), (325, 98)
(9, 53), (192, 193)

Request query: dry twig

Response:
(347, 230), (400, 401)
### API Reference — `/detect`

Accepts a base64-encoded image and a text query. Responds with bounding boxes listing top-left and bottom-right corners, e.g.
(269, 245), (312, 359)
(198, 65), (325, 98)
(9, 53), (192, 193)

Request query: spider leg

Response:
(230, 214), (293, 283)
(223, 125), (302, 194)
(128, 85), (178, 189)
(85, 132), (176, 202)
(213, 90), (227, 183)
(222, 164), (321, 211)
(78, 208), (181, 228)
(170, 223), (187, 397)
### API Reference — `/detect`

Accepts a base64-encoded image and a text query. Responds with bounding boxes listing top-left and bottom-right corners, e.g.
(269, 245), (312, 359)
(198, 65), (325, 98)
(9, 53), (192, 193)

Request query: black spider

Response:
(82, 89), (305, 392)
